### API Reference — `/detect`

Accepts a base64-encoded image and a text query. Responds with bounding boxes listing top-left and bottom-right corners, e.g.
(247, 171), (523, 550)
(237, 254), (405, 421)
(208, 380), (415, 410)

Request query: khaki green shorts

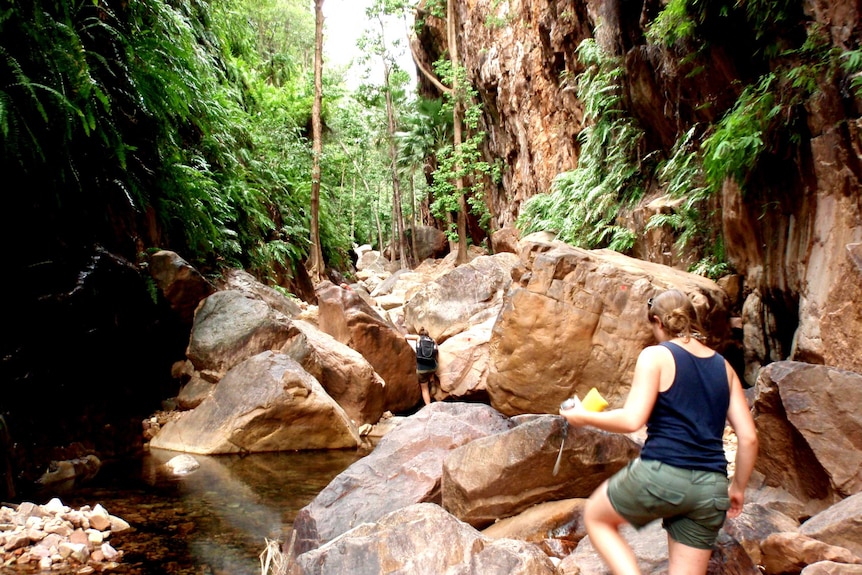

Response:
(607, 458), (730, 550)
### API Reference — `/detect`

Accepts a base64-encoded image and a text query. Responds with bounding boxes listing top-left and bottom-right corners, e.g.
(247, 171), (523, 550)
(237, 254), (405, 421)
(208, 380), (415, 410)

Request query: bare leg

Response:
(584, 481), (641, 575)
(667, 536), (712, 575)
(420, 381), (431, 405)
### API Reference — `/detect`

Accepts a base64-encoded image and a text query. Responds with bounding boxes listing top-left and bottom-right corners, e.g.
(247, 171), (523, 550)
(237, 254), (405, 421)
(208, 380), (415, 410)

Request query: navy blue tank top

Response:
(640, 341), (731, 475)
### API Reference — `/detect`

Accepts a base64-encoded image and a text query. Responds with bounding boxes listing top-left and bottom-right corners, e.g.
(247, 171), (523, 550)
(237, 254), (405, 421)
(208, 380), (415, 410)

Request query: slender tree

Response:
(358, 0), (414, 268)
(309, 0), (325, 282)
(411, 0), (488, 265)
(446, 0), (469, 264)
(396, 97), (451, 254)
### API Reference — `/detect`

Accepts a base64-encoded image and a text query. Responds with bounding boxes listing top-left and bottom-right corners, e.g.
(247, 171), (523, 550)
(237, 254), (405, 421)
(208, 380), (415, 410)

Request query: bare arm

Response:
(560, 346), (665, 433)
(725, 361), (758, 518)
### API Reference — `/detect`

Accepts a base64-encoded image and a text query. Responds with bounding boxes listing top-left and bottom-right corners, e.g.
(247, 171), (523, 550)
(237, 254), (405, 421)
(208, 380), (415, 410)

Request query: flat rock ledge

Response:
(0, 497), (130, 572)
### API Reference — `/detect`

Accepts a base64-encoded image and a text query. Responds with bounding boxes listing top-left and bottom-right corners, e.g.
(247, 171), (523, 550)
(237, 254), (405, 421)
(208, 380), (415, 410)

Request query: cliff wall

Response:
(414, 0), (862, 382)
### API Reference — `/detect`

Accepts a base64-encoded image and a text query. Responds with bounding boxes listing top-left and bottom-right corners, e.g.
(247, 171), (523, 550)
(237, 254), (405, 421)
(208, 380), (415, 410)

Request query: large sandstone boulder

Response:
(801, 562), (862, 575)
(291, 402), (514, 555)
(408, 224), (449, 262)
(491, 226), (520, 254)
(442, 414), (641, 528)
(800, 492), (862, 556)
(481, 498), (588, 559)
(291, 503), (556, 575)
(402, 252), (520, 341)
(752, 361), (862, 503)
(435, 317), (495, 400)
(760, 532), (862, 574)
(315, 280), (420, 413)
(185, 290), (298, 381)
(745, 470), (831, 523)
(149, 250), (215, 325)
(560, 522), (669, 575)
(149, 351), (360, 454)
(215, 268), (302, 318)
(488, 238), (731, 415)
(281, 320), (386, 426)
(722, 503), (801, 566)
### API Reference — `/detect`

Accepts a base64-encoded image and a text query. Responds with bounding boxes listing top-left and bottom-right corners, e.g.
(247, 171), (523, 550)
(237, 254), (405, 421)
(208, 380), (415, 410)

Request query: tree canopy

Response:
(1, 0), (426, 289)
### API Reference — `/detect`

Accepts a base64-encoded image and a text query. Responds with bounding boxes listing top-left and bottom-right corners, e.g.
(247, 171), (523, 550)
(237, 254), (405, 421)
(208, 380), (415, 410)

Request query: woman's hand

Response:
(559, 396), (586, 426)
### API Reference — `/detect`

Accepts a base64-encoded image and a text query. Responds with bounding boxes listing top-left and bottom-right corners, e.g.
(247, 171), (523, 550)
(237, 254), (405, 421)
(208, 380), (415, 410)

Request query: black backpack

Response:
(416, 334), (436, 362)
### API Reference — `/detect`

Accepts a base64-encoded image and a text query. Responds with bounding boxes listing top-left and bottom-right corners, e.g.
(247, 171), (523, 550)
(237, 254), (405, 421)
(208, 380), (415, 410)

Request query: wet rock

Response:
(164, 454), (200, 476)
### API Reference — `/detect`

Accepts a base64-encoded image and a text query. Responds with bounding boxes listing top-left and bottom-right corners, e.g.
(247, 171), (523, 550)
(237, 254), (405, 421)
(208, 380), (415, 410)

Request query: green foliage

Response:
(689, 254), (730, 280)
(326, 90), (394, 249)
(701, 73), (780, 192)
(0, 0), (238, 265)
(414, 0), (444, 34)
(686, 22), (833, 196)
(646, 0), (802, 58)
(736, 0), (799, 42)
(429, 57), (496, 240)
(1, 0), (364, 285)
(840, 48), (862, 98)
(517, 39), (646, 250)
(644, 124), (731, 278)
(424, 0), (446, 19)
(645, 0), (696, 47)
(646, 126), (710, 248)
(484, 0), (512, 30)
(431, 131), (496, 237)
(396, 97), (451, 221)
(778, 25), (832, 103)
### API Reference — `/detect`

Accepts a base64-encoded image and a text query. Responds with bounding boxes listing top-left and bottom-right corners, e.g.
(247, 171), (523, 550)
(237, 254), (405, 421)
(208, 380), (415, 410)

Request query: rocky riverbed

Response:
(1, 497), (129, 572)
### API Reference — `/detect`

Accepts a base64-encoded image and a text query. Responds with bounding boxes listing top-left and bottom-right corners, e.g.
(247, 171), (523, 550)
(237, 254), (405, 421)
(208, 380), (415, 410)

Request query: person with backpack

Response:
(405, 327), (438, 406)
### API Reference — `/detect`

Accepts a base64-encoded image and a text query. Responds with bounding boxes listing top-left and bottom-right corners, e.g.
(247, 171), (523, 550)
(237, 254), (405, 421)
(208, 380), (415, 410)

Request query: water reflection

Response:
(33, 447), (370, 575)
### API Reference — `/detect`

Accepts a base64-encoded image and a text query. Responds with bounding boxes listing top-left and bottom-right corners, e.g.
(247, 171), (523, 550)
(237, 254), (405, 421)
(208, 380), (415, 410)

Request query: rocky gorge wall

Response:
(413, 0), (862, 383)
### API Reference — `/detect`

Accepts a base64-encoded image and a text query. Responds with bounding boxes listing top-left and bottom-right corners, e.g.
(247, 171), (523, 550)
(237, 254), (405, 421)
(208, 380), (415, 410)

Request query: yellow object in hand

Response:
(582, 387), (609, 412)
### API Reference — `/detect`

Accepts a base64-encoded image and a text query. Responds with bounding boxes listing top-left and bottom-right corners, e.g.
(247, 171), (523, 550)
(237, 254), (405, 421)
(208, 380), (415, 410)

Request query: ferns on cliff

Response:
(646, 125), (728, 279)
(517, 39), (647, 251)
(841, 49), (862, 98)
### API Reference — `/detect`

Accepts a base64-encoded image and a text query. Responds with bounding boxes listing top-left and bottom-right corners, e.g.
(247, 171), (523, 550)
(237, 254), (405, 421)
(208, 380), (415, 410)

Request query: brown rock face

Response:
(293, 503), (557, 575)
(415, 0), (587, 229)
(487, 237), (731, 415)
(185, 290), (298, 381)
(282, 320), (387, 426)
(800, 492), (862, 557)
(760, 532), (862, 574)
(818, 243), (862, 373)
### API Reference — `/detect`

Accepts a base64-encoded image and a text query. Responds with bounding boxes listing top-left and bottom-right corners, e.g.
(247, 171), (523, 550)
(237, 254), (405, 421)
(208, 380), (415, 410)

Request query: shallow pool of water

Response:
(13, 446), (370, 575)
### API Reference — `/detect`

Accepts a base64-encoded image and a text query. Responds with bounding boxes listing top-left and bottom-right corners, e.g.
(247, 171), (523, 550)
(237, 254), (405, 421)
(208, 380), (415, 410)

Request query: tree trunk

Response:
(350, 174), (356, 245)
(376, 185), (385, 253)
(379, 18), (409, 269)
(408, 169), (418, 262)
(309, 0), (325, 282)
(448, 0), (468, 265)
(386, 90), (409, 267)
